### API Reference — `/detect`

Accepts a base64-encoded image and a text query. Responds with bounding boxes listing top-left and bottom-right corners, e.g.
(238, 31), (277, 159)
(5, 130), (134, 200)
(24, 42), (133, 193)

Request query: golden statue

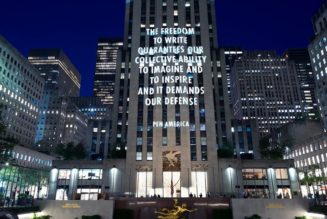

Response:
(155, 199), (197, 219)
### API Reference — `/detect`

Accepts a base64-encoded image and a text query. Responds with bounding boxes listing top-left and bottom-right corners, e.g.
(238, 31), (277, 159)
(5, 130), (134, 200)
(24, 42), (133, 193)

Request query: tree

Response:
(217, 141), (234, 158)
(54, 143), (66, 158)
(300, 165), (326, 197)
(259, 137), (285, 160)
(109, 142), (127, 158)
(74, 143), (86, 159)
(110, 148), (127, 159)
(54, 142), (86, 160)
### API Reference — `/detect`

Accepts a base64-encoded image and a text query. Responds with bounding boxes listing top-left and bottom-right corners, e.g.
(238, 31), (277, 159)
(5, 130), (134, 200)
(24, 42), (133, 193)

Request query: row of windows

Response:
(56, 168), (289, 181)
(0, 46), (44, 86)
(242, 168), (289, 180)
(287, 141), (327, 159)
(292, 152), (327, 168)
(11, 151), (52, 167)
(58, 169), (103, 180)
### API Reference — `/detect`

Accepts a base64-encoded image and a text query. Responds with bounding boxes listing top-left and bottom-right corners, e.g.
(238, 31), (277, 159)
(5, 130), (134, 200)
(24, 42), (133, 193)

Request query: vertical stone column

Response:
(48, 168), (58, 200)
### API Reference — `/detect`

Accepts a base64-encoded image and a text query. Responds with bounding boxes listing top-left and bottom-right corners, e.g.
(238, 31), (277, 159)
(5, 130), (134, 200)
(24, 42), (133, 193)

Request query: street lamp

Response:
(227, 165), (233, 196)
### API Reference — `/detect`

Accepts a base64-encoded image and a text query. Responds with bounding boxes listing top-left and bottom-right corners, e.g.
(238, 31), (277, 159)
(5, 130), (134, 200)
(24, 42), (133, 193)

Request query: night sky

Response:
(0, 0), (324, 96)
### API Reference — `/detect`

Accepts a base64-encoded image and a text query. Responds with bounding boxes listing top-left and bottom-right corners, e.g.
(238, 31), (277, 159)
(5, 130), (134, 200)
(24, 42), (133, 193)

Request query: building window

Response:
(275, 168), (288, 179)
(77, 188), (101, 200)
(78, 169), (102, 180)
(136, 152), (142, 161)
(200, 137), (207, 145)
(58, 169), (71, 179)
(163, 137), (167, 146)
(201, 145), (207, 161)
(200, 124), (206, 131)
(147, 152), (153, 161)
(242, 169), (267, 180)
(137, 137), (143, 145)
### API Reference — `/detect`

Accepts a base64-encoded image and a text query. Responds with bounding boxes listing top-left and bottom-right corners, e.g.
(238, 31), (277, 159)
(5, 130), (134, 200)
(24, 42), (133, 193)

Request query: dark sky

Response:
(0, 0), (324, 96)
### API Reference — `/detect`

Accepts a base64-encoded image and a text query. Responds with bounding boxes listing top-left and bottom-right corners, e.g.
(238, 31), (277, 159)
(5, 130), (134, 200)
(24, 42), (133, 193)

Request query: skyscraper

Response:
(111, 0), (230, 197)
(28, 49), (81, 147)
(284, 49), (317, 120)
(222, 47), (243, 105)
(231, 51), (302, 135)
(70, 96), (111, 159)
(93, 38), (123, 105)
(308, 1), (327, 130)
(0, 36), (44, 147)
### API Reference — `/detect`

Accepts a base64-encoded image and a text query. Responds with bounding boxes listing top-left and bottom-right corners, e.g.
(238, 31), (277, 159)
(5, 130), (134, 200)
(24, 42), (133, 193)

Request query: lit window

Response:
(58, 169), (71, 179)
(275, 168), (288, 179)
(136, 152), (142, 161)
(147, 152), (153, 160)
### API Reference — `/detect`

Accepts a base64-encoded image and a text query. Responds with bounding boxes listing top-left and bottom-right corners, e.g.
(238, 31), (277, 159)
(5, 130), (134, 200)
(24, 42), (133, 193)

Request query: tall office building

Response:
(231, 51), (302, 135)
(309, 1), (327, 130)
(0, 36), (44, 146)
(93, 39), (123, 105)
(71, 97), (111, 159)
(284, 49), (317, 120)
(222, 47), (243, 105)
(32, 97), (88, 148)
(28, 49), (81, 147)
(111, 0), (231, 197)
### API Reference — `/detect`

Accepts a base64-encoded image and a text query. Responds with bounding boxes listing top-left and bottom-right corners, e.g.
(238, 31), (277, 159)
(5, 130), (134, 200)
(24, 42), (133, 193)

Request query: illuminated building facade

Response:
(48, 159), (299, 200)
(0, 36), (44, 147)
(45, 0), (301, 203)
(28, 49), (81, 147)
(110, 0), (231, 197)
(93, 39), (123, 105)
(308, 1), (327, 130)
(231, 51), (302, 135)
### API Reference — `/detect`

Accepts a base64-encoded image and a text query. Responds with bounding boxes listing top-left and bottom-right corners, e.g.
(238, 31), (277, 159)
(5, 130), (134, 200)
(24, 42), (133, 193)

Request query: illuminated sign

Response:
(265, 203), (285, 209)
(62, 203), (81, 209)
(136, 27), (206, 107)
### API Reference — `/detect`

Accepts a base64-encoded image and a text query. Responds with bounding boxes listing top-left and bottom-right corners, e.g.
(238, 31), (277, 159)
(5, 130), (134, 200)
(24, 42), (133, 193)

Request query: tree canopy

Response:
(259, 137), (285, 160)
(55, 142), (86, 160)
(217, 141), (234, 158)
(109, 142), (127, 159)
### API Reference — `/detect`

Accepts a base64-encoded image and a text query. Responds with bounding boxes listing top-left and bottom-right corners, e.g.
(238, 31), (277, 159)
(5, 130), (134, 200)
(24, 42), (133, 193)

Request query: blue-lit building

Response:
(28, 49), (82, 149)
(0, 36), (44, 147)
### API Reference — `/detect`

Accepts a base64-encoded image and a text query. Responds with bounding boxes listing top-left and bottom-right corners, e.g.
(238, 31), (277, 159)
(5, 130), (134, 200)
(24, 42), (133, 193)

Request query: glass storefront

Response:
(0, 165), (49, 205)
